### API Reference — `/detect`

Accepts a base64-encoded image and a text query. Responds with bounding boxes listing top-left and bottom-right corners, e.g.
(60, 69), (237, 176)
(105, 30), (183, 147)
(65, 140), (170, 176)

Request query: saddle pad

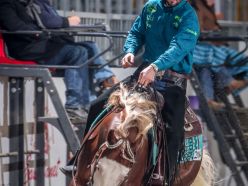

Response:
(180, 134), (203, 163)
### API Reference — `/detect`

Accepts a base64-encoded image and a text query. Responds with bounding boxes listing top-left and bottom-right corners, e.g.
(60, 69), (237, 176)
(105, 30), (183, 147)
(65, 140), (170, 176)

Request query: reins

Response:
(143, 85), (169, 186)
(71, 79), (167, 186)
(71, 104), (115, 186)
(87, 138), (136, 185)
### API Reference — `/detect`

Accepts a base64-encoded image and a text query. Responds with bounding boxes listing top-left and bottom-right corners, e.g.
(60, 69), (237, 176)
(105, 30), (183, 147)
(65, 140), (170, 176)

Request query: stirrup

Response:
(60, 165), (77, 177)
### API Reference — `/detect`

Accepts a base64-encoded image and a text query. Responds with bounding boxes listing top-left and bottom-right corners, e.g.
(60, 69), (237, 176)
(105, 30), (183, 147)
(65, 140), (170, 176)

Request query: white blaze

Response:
(92, 157), (130, 186)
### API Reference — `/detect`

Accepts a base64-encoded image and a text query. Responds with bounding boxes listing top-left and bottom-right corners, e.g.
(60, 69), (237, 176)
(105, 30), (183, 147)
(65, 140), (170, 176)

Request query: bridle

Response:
(86, 136), (136, 185)
(71, 80), (168, 186)
(71, 104), (115, 186)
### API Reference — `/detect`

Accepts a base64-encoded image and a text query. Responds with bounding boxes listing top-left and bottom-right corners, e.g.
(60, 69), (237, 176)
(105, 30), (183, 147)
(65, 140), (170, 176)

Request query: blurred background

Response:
(0, 0), (248, 186)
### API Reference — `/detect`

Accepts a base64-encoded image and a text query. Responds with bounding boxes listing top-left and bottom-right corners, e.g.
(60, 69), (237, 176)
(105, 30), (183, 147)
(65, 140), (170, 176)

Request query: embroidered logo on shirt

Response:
(173, 15), (182, 28)
(147, 4), (157, 14)
(146, 4), (157, 29)
(175, 15), (182, 22)
(186, 28), (198, 36)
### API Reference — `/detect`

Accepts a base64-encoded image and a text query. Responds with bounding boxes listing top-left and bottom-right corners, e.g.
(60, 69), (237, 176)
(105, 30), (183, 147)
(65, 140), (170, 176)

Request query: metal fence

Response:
(53, 0), (248, 21)
(52, 0), (146, 14)
(58, 10), (248, 66)
(57, 10), (137, 64)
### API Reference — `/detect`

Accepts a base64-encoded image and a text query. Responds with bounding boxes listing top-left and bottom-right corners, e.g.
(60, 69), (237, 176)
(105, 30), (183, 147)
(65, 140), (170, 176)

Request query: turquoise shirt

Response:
(124, 0), (200, 74)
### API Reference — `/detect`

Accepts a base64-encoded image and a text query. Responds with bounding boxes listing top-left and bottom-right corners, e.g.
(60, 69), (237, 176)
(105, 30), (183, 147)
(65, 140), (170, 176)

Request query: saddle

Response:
(146, 106), (203, 186)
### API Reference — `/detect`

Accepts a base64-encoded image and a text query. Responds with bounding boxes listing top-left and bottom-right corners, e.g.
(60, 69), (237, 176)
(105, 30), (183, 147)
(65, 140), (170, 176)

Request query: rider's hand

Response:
(138, 65), (156, 87)
(121, 53), (135, 68)
(68, 16), (81, 26)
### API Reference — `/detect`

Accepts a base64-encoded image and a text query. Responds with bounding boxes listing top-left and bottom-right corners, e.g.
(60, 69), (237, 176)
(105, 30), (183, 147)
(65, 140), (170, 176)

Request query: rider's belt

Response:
(166, 70), (189, 79)
(156, 70), (188, 90)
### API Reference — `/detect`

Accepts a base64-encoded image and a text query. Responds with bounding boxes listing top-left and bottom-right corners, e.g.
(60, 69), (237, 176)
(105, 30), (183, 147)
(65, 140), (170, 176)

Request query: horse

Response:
(70, 80), (215, 186)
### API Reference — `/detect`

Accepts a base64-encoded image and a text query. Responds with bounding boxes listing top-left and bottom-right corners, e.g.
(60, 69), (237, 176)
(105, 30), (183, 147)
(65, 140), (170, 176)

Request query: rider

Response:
(121, 0), (199, 183)
(61, 0), (199, 184)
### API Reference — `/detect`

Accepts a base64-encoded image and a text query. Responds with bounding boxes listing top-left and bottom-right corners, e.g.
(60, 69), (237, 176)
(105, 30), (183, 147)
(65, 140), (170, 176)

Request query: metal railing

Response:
(53, 0), (146, 14)
(0, 29), (113, 69)
(56, 11), (248, 65)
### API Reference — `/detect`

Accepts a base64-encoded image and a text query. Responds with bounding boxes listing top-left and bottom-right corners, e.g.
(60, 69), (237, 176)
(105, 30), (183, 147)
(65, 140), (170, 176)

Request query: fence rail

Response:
(54, 0), (248, 21)
(57, 11), (248, 65)
(53, 0), (146, 14)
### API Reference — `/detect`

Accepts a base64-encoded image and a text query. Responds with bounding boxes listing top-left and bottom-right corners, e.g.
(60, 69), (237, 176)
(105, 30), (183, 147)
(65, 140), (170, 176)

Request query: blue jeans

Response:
(46, 44), (89, 109)
(194, 43), (248, 94)
(80, 41), (114, 105)
(81, 41), (114, 83)
(195, 66), (233, 100)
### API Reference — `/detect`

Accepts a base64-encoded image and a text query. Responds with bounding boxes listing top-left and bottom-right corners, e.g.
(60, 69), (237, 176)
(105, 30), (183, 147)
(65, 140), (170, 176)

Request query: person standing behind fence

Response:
(0, 0), (90, 124)
(190, 0), (248, 110)
(34, 0), (119, 114)
(121, 0), (199, 184)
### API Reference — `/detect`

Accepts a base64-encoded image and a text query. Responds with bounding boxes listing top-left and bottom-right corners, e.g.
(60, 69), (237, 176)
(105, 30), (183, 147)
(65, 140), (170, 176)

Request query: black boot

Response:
(60, 153), (77, 177)
(60, 165), (76, 177)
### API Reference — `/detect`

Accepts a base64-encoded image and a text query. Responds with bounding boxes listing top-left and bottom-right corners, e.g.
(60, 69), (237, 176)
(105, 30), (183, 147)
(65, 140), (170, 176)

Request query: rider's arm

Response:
(36, 0), (70, 29)
(153, 10), (200, 71)
(123, 3), (148, 55)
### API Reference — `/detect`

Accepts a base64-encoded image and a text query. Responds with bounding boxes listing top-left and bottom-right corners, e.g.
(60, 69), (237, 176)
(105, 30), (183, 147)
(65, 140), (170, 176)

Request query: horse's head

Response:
(73, 79), (211, 186)
(73, 81), (165, 186)
(107, 82), (163, 144)
(82, 82), (164, 186)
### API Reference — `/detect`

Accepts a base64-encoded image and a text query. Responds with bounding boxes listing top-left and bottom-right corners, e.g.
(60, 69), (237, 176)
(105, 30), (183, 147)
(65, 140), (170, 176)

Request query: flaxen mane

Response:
(108, 83), (158, 143)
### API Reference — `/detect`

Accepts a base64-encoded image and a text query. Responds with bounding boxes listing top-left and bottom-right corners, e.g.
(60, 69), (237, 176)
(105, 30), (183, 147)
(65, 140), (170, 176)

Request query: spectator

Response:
(190, 0), (248, 109)
(34, 0), (118, 104)
(0, 0), (116, 124)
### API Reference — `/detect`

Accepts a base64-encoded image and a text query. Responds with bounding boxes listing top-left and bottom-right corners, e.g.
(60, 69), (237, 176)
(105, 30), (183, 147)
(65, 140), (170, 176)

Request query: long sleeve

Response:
(35, 0), (69, 29)
(153, 11), (200, 71)
(123, 4), (147, 55)
(0, 0), (38, 31)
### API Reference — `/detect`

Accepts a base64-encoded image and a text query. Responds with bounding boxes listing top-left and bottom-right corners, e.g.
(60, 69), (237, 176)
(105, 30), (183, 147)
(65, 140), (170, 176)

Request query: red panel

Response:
(0, 57), (36, 65)
(0, 34), (37, 65)
(0, 34), (6, 58)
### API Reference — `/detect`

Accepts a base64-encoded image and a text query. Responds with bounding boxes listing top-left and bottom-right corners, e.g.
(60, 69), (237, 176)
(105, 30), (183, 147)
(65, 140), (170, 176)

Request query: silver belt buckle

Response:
(156, 70), (165, 80)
